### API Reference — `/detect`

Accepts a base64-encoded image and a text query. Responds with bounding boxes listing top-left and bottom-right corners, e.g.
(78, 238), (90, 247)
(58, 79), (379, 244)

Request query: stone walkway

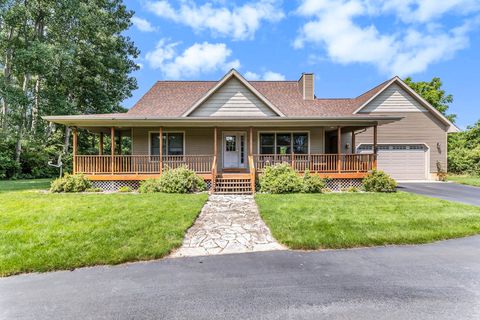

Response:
(170, 195), (284, 257)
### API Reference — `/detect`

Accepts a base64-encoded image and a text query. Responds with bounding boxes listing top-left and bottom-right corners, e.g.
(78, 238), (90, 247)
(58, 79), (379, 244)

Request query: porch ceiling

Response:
(43, 115), (403, 129)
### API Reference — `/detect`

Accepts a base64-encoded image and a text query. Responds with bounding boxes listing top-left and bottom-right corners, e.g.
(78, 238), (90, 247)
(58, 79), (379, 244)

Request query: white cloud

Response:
(145, 0), (284, 40)
(145, 39), (240, 79)
(295, 0), (480, 76)
(378, 0), (480, 23)
(245, 70), (286, 81)
(131, 16), (156, 32)
(244, 71), (261, 80)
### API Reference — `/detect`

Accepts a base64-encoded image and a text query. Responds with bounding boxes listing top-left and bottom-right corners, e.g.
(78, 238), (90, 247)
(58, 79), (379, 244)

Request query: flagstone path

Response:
(170, 195), (284, 257)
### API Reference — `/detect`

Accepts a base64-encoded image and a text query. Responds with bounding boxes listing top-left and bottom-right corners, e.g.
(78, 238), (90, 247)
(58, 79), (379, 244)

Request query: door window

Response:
(225, 136), (237, 152)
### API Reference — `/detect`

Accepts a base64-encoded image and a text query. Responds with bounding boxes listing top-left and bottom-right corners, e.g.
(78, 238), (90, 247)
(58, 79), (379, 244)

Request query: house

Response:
(44, 69), (458, 192)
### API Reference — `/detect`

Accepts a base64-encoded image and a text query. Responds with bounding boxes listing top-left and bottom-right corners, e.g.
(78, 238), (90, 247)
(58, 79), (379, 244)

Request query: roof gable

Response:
(354, 77), (459, 133)
(182, 69), (285, 117)
(358, 83), (427, 113)
(188, 77), (278, 117)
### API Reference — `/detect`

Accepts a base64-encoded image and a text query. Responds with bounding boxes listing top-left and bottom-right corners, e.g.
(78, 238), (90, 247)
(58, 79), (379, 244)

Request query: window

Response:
(150, 132), (184, 156)
(260, 133), (275, 154)
(259, 132), (308, 155)
(225, 136), (236, 152)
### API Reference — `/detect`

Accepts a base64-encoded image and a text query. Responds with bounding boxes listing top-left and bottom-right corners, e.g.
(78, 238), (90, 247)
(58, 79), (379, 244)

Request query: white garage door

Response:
(358, 144), (428, 180)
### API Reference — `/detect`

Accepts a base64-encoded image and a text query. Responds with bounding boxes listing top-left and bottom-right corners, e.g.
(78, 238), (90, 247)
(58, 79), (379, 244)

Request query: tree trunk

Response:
(31, 77), (40, 133)
(1, 27), (14, 130)
(63, 126), (71, 154)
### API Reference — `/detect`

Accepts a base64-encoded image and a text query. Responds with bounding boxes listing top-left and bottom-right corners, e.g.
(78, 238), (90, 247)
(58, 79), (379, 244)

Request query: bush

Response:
(50, 174), (92, 193)
(341, 186), (360, 193)
(302, 170), (326, 193)
(259, 163), (303, 194)
(138, 166), (206, 194)
(363, 170), (397, 193)
(138, 179), (162, 193)
(158, 166), (206, 193)
(86, 187), (103, 193)
(118, 186), (132, 192)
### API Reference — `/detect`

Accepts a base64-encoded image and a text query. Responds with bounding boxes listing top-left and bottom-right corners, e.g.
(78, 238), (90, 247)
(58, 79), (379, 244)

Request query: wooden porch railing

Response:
(211, 155), (217, 191)
(248, 155), (255, 192)
(75, 155), (214, 175)
(74, 154), (375, 176)
(253, 154), (376, 173)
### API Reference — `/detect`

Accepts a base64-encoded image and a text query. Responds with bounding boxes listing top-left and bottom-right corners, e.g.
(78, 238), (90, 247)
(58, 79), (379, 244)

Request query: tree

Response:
(0, 0), (138, 178)
(404, 77), (456, 123)
(448, 120), (480, 175)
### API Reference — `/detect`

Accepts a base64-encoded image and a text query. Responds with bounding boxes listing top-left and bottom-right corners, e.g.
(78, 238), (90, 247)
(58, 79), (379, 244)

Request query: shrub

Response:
(321, 188), (333, 193)
(138, 166), (206, 194)
(50, 174), (92, 193)
(259, 163), (303, 194)
(86, 187), (103, 193)
(436, 161), (447, 182)
(347, 186), (360, 192)
(302, 170), (326, 193)
(138, 179), (162, 193)
(363, 170), (397, 193)
(341, 186), (360, 193)
(118, 186), (132, 192)
(158, 166), (206, 193)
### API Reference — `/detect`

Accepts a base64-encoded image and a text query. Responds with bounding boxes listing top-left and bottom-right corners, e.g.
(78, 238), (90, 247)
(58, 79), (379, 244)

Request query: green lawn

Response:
(256, 193), (480, 250)
(448, 174), (480, 187)
(0, 180), (207, 276)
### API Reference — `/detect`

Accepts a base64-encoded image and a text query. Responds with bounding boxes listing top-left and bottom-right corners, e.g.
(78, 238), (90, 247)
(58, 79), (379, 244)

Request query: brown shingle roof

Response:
(126, 78), (393, 117)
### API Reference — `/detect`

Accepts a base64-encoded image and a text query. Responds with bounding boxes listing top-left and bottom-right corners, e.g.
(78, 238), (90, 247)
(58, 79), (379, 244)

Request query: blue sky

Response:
(123, 0), (480, 128)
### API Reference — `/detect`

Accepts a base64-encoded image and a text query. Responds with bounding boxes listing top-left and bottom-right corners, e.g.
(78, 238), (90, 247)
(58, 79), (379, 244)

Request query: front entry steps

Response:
(213, 174), (253, 194)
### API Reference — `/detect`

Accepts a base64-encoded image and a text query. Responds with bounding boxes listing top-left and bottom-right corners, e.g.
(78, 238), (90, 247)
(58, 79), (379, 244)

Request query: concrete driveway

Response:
(1, 236), (480, 320)
(398, 182), (480, 206)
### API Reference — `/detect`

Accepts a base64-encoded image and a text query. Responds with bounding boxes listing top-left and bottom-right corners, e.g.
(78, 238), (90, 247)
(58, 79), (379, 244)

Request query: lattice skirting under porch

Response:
(92, 179), (213, 191)
(326, 178), (363, 191)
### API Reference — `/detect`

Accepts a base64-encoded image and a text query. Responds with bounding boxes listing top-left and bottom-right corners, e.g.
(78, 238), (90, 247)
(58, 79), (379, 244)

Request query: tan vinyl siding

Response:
(355, 112), (448, 173)
(189, 78), (277, 117)
(132, 127), (214, 156)
(359, 83), (427, 113)
(298, 73), (314, 100)
(303, 74), (314, 100)
(132, 127), (325, 169)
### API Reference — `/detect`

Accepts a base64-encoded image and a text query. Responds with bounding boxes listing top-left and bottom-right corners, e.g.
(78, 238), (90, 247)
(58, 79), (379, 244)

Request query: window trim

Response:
(257, 131), (311, 154)
(148, 130), (186, 157)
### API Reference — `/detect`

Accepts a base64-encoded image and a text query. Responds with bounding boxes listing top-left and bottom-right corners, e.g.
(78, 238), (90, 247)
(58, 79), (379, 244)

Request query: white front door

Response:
(223, 132), (246, 169)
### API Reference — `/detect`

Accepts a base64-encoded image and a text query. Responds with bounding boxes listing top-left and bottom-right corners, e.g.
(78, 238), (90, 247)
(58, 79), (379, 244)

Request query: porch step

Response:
(213, 177), (253, 194)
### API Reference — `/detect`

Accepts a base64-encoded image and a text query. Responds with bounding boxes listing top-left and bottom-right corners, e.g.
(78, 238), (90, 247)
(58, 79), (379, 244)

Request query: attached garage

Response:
(358, 144), (429, 180)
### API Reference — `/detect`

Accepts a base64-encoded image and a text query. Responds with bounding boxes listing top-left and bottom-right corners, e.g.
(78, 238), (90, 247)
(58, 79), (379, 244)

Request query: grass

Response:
(256, 192), (480, 250)
(0, 178), (51, 192)
(448, 174), (480, 187)
(0, 179), (207, 276)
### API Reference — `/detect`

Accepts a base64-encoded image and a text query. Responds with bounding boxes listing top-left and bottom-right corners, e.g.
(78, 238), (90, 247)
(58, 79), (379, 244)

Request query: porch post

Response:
(373, 124), (378, 170)
(159, 127), (163, 173)
(214, 127), (218, 157)
(337, 126), (342, 173)
(249, 127), (253, 156)
(99, 132), (104, 155)
(351, 131), (355, 154)
(72, 127), (78, 174)
(110, 127), (115, 174)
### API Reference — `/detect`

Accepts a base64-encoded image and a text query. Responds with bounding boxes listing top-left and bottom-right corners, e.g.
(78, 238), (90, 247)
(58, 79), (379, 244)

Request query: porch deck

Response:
(74, 153), (377, 181)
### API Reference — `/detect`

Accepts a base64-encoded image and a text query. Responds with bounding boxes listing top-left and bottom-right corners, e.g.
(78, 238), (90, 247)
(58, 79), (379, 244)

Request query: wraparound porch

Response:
(72, 124), (379, 193)
(74, 153), (377, 180)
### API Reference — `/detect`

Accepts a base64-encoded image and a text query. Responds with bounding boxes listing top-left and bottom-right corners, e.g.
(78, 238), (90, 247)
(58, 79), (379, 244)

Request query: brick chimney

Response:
(298, 73), (314, 100)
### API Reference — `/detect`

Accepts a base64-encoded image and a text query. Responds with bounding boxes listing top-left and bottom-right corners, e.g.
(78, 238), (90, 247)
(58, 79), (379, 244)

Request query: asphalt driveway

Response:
(1, 236), (480, 320)
(399, 182), (480, 206)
